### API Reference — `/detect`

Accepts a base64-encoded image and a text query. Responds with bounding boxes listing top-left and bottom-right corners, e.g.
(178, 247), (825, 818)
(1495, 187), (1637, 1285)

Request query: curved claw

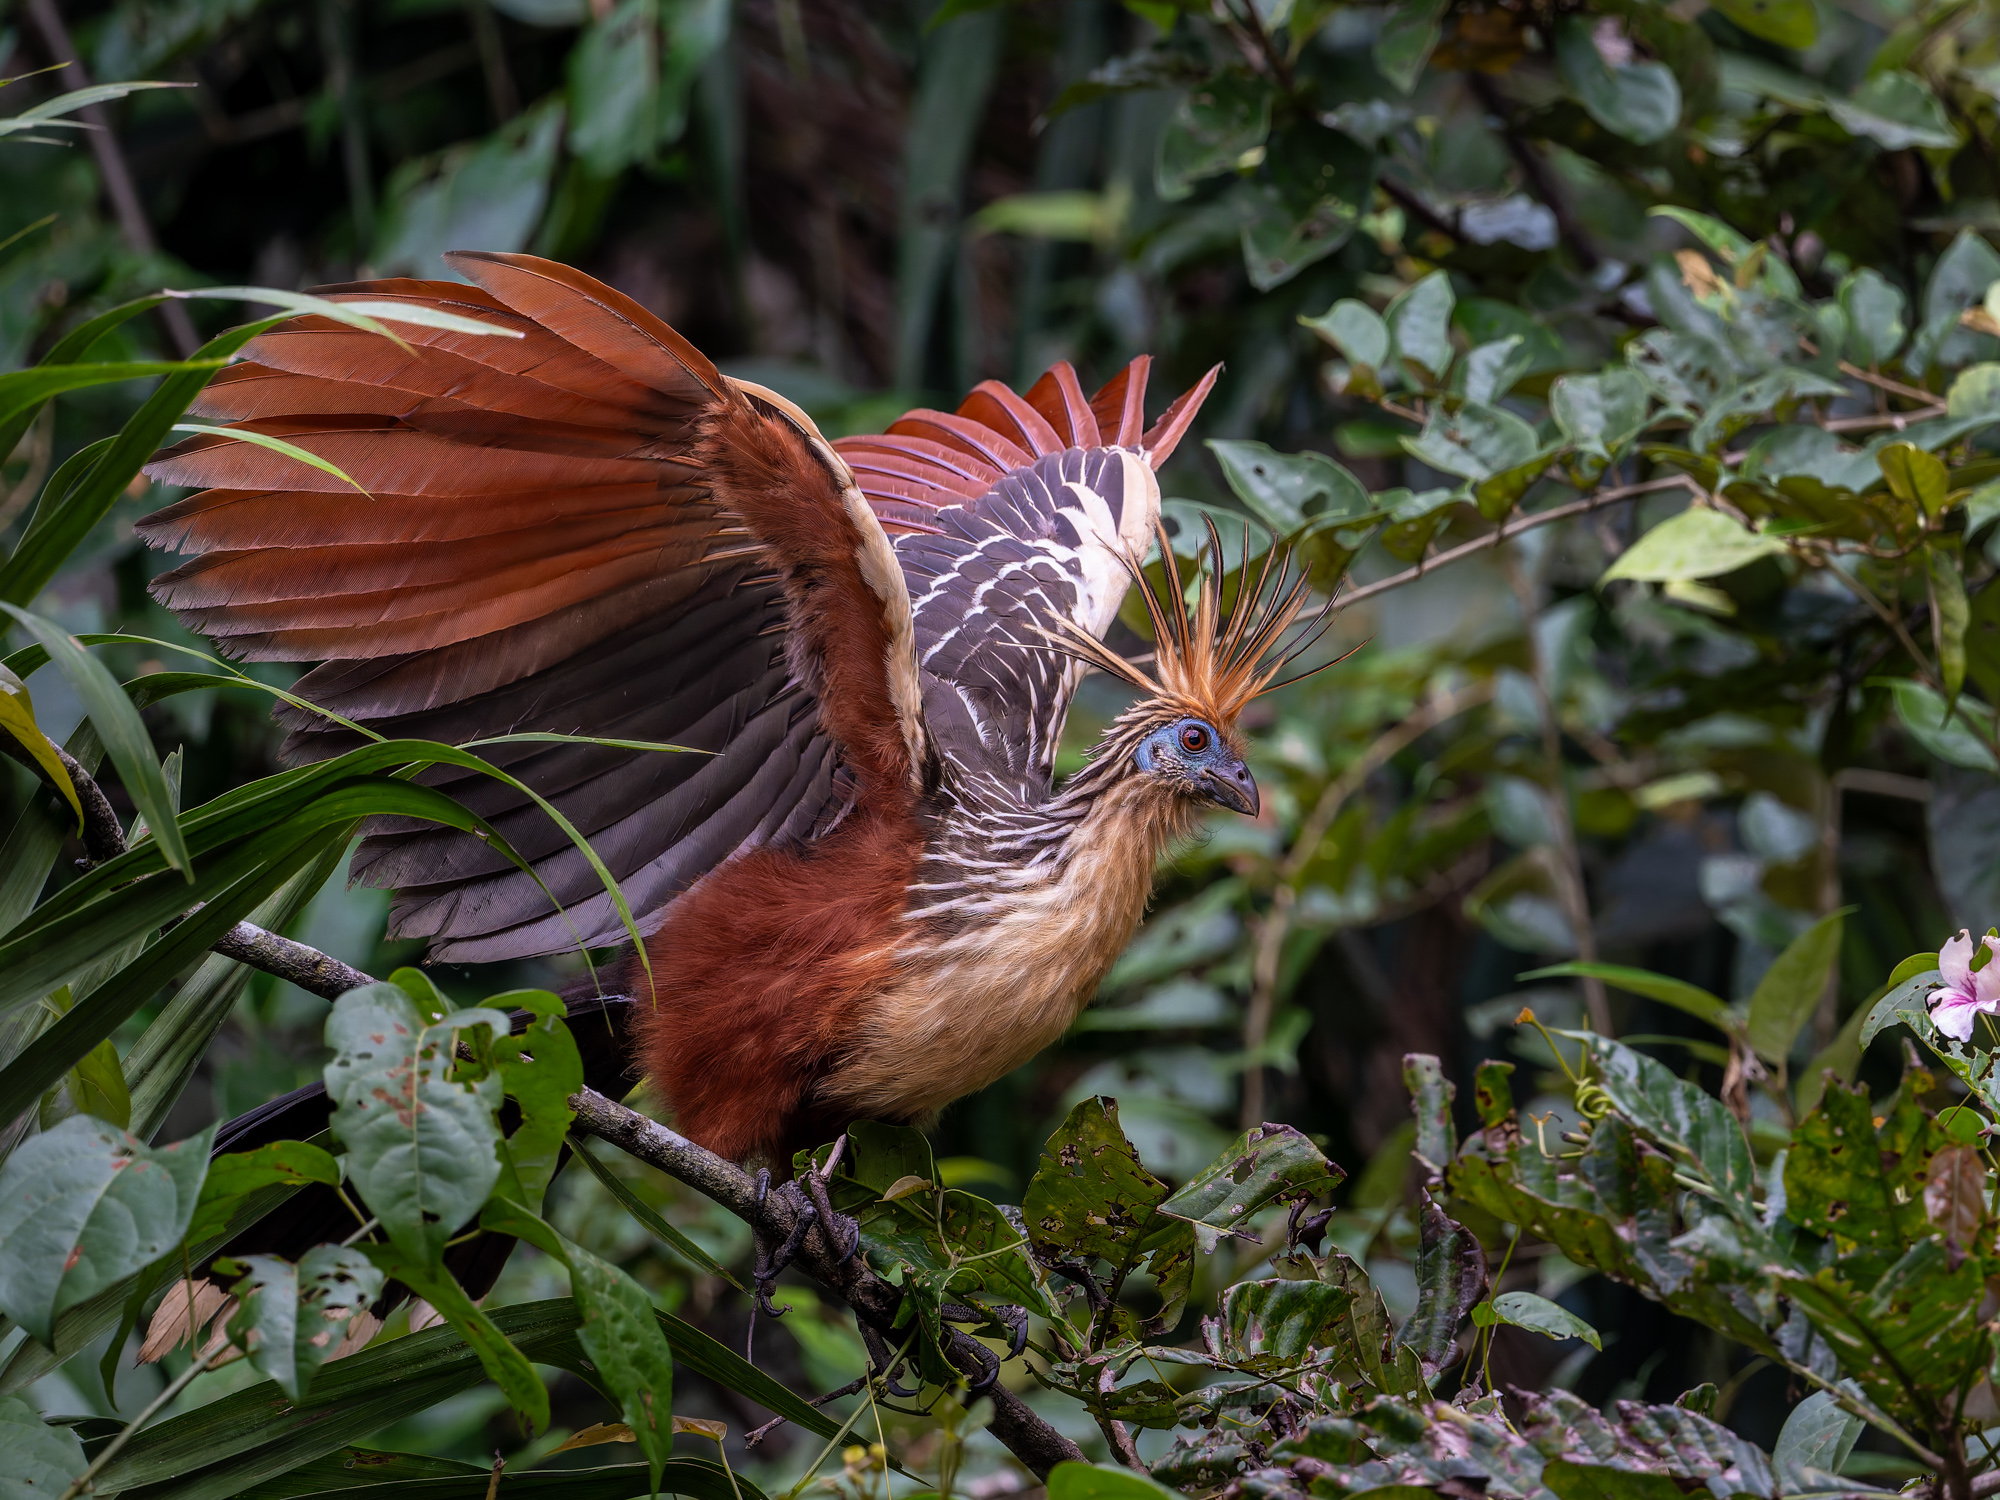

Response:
(962, 1338), (1002, 1395)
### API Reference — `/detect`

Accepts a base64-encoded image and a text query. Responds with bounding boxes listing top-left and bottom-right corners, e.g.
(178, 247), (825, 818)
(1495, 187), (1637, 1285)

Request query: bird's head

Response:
(1130, 713), (1257, 814)
(1049, 518), (1343, 819)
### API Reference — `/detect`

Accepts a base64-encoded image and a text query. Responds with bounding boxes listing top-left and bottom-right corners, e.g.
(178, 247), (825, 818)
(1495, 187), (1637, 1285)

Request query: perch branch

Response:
(194, 935), (1087, 1477)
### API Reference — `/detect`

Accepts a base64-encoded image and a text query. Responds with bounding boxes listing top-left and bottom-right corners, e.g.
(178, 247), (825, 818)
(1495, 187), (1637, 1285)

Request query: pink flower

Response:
(1930, 930), (2000, 1042)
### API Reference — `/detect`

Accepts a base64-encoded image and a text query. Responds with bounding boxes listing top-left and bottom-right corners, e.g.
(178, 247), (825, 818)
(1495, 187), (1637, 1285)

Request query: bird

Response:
(139, 250), (1334, 1170)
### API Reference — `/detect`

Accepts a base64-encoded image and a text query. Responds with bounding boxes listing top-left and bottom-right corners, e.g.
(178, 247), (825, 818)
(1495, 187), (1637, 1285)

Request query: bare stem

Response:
(1334, 476), (1697, 615)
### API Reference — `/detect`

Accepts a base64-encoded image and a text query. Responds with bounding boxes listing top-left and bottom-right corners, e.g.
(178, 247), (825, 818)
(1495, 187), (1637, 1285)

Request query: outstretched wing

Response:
(836, 358), (1218, 803)
(141, 253), (922, 963)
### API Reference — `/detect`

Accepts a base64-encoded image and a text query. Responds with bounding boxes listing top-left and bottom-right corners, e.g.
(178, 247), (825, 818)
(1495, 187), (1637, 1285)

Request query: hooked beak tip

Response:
(1207, 763), (1259, 817)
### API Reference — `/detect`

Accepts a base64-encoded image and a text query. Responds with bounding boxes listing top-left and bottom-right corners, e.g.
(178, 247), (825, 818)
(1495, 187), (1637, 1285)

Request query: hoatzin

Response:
(140, 251), (1333, 1172)
(133, 252), (1338, 1362)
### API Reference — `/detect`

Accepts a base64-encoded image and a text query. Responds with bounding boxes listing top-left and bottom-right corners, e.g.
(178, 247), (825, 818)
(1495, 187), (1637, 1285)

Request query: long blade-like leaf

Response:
(0, 604), (189, 878)
(0, 314), (288, 605)
(0, 361), (219, 429)
(168, 423), (370, 494)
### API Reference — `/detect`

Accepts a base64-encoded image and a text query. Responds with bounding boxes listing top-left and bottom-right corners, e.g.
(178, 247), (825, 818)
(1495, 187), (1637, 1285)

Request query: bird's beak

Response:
(1204, 756), (1259, 816)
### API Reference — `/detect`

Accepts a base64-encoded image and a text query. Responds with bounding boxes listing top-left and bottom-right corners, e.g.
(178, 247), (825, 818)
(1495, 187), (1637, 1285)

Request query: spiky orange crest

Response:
(1047, 517), (1341, 734)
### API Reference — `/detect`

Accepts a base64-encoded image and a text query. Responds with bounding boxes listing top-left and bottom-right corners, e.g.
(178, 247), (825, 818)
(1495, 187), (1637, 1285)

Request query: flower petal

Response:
(1941, 930), (1974, 989)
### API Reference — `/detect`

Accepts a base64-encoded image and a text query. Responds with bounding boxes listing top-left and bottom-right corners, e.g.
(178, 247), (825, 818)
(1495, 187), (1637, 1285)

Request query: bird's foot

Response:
(940, 1301), (1026, 1393)
(860, 1322), (918, 1397)
(800, 1161), (862, 1267)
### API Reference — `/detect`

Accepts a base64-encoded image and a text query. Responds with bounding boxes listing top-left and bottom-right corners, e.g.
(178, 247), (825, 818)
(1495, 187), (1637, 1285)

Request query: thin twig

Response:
(1335, 476), (1696, 614)
(58, 1342), (220, 1500)
(1469, 73), (1599, 271)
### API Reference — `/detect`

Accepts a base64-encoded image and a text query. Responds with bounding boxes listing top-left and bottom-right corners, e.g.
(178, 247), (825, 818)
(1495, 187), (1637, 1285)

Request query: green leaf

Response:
(1489, 1289), (1601, 1349)
(487, 992), (580, 1205)
(220, 1246), (386, 1401)
(1555, 18), (1680, 144)
(0, 1116), (214, 1346)
(1392, 1195), (1487, 1365)
(173, 285), (526, 343)
(1773, 1390), (1863, 1495)
(0, 605), (190, 878)
(566, 1136), (742, 1289)
(1600, 507), (1786, 583)
(1840, 268), (1907, 366)
(1460, 336), (1532, 406)
(1541, 1461), (1694, 1500)
(92, 1299), (588, 1495)
(1373, 0), (1447, 93)
(375, 104), (566, 281)
(1239, 187), (1357, 293)
(1155, 75), (1271, 201)
(1878, 441), (1950, 516)
(359, 1241), (549, 1431)
(1386, 271), (1455, 382)
(166, 424), (371, 495)
(187, 1141), (344, 1248)
(1783, 1077), (1932, 1261)
(1401, 402), (1538, 483)
(1745, 910), (1846, 1063)
(1207, 440), (1369, 532)
(1830, 71), (1959, 151)
(567, 0), (662, 177)
(0, 314), (284, 607)
(0, 361), (221, 429)
(0, 1394), (85, 1500)
(1219, 1277), (1357, 1364)
(1946, 363), (2000, 421)
(1709, 0), (1814, 47)
(1931, 551), (1970, 701)
(1886, 678), (1998, 771)
(1301, 298), (1389, 371)
(1156, 1121), (1344, 1254)
(1858, 968), (1941, 1048)
(1403, 1054), (1456, 1174)
(1047, 1462), (1183, 1500)
(1519, 962), (1730, 1029)
(1023, 1097), (1188, 1302)
(1566, 1032), (1757, 1219)
(481, 1198), (674, 1491)
(1551, 370), (1650, 458)
(65, 1037), (130, 1131)
(323, 980), (510, 1268)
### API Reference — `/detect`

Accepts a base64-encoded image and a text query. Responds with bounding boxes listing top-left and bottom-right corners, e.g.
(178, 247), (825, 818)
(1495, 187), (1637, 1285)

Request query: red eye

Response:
(1179, 724), (1210, 753)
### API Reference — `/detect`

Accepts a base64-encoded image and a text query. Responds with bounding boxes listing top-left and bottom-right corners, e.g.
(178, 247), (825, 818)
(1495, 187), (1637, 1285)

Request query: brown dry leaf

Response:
(549, 1422), (637, 1454)
(1925, 1143), (1986, 1245)
(1677, 250), (1723, 299)
(1961, 307), (2000, 337)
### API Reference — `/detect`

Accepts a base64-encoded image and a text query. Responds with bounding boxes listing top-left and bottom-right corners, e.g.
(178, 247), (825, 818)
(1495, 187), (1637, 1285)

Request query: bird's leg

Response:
(747, 1170), (818, 1359)
(859, 1322), (918, 1397)
(801, 1151), (861, 1266)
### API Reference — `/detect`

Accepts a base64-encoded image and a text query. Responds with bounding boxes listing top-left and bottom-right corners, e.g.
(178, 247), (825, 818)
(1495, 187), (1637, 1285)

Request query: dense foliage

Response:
(10, 0), (2000, 1495)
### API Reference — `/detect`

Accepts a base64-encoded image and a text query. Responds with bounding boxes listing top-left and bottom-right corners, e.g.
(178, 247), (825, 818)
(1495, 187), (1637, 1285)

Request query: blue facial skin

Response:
(1134, 716), (1259, 815)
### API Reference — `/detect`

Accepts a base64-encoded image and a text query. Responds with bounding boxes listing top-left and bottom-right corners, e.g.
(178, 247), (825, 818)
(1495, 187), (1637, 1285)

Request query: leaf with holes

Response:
(220, 1246), (385, 1400)
(1156, 1121), (1343, 1255)
(1392, 1195), (1487, 1366)
(323, 980), (509, 1268)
